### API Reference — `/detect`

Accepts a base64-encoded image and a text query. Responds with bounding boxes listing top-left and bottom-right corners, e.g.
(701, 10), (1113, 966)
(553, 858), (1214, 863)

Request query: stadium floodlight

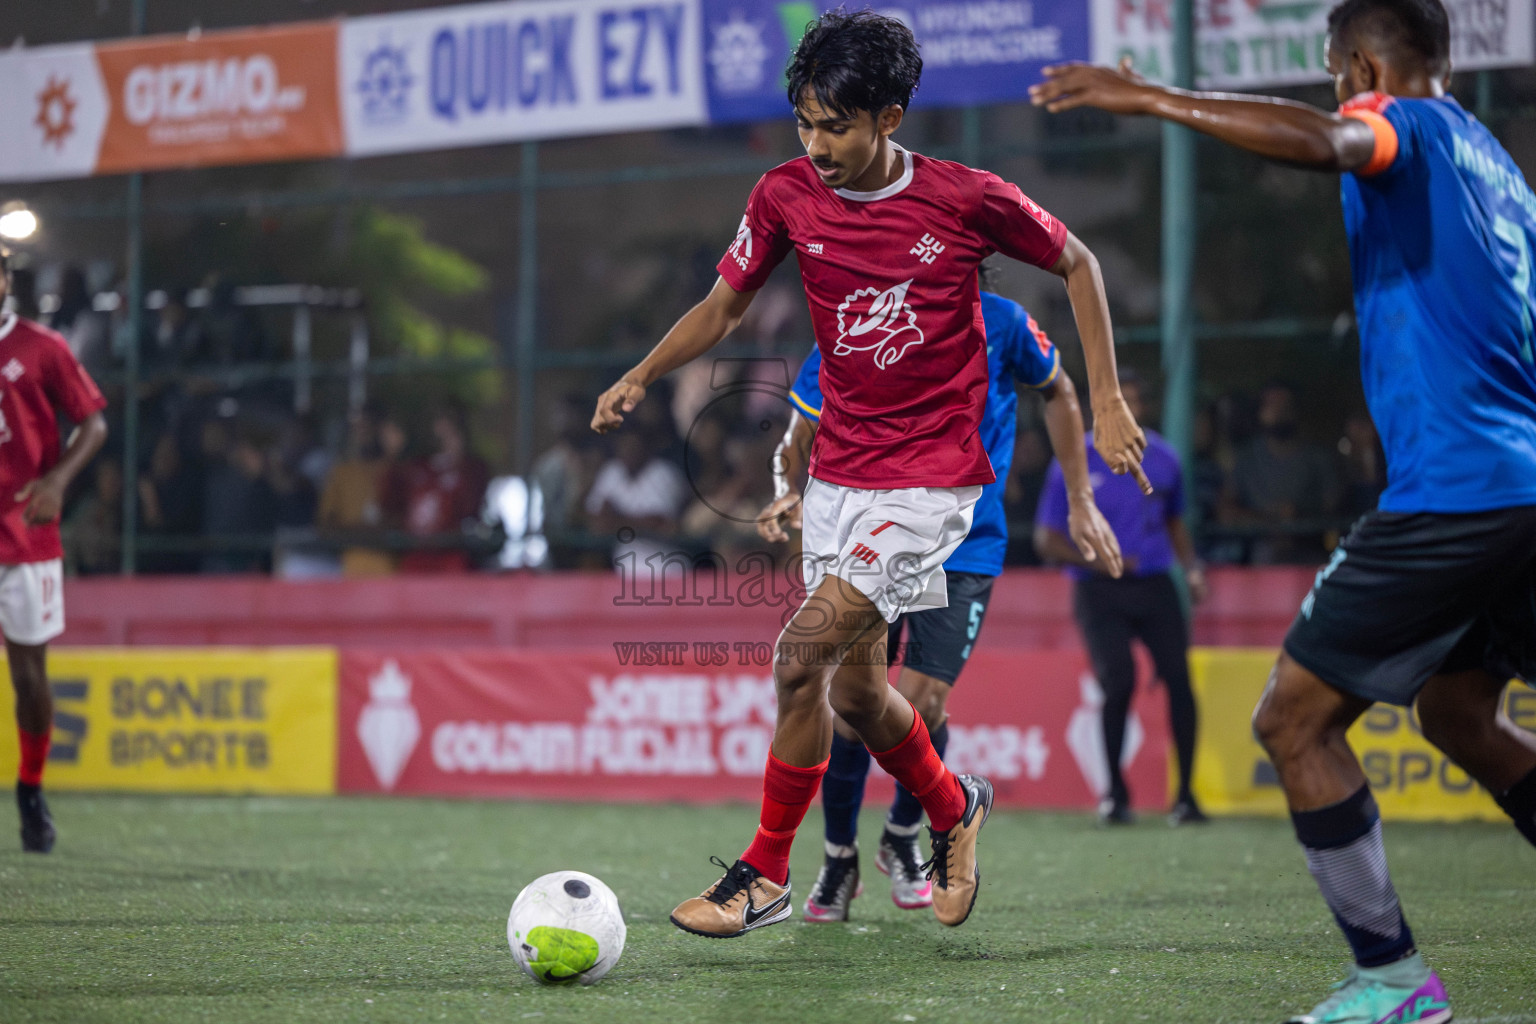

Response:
(0, 203), (38, 241)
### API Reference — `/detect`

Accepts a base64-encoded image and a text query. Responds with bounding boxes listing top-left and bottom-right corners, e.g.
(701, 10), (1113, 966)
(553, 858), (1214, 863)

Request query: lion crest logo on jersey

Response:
(834, 279), (925, 369)
(728, 216), (753, 271)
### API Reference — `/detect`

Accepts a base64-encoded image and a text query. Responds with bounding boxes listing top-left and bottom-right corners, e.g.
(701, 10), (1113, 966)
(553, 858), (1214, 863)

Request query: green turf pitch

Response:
(1, 796), (1532, 1024)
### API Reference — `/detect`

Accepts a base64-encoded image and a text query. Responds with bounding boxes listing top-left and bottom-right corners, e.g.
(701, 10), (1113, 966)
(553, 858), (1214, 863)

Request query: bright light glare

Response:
(0, 208), (38, 241)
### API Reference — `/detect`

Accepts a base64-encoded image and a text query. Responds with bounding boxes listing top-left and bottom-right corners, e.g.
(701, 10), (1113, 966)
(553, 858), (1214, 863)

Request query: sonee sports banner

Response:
(0, 648), (337, 795)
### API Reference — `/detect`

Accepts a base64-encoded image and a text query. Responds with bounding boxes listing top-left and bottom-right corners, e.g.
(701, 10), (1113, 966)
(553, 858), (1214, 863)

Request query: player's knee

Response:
(773, 659), (827, 705)
(1251, 663), (1321, 760)
(896, 672), (949, 732)
(827, 680), (884, 728)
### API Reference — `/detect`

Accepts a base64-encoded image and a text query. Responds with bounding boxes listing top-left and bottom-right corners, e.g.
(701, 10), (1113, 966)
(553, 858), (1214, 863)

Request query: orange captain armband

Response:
(1340, 104), (1400, 177)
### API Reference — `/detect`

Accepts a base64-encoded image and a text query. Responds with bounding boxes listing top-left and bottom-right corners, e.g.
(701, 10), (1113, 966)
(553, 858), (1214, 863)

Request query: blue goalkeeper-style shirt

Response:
(788, 290), (1060, 577)
(1340, 92), (1536, 513)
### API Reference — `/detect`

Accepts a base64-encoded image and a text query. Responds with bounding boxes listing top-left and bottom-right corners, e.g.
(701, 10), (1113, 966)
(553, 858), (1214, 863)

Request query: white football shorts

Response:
(0, 559), (64, 646)
(800, 479), (981, 623)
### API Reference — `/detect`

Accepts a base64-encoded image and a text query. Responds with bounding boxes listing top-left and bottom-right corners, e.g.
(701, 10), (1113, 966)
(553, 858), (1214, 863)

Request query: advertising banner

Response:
(0, 648), (337, 794)
(1188, 648), (1536, 821)
(337, 647), (1171, 808)
(0, 24), (342, 183)
(92, 23), (343, 175)
(1093, 0), (1534, 90)
(340, 0), (708, 157)
(703, 0), (1090, 124)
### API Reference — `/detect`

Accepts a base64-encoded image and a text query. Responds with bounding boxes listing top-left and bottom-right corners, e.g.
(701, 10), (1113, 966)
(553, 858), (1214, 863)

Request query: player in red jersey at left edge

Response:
(0, 247), (108, 853)
(593, 10), (1146, 940)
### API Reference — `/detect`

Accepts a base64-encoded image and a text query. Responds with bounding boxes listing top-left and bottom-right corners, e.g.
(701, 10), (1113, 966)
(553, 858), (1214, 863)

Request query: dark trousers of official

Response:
(1072, 572), (1198, 806)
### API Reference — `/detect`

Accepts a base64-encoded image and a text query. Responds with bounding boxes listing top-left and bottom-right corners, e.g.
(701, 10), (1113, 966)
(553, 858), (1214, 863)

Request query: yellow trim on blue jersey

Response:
(788, 389), (822, 420)
(1024, 349), (1061, 391)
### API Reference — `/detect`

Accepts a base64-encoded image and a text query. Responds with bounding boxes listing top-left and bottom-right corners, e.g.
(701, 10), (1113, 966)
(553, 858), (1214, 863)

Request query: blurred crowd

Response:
(20, 264), (1384, 577)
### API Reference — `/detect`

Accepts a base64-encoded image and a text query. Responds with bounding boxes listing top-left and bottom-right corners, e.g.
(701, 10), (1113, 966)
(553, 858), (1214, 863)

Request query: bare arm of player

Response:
(757, 411), (815, 543)
(18, 411), (108, 525)
(1029, 63), (1378, 172)
(591, 278), (758, 434)
(1039, 373), (1123, 578)
(1048, 232), (1151, 494)
(1166, 515), (1209, 603)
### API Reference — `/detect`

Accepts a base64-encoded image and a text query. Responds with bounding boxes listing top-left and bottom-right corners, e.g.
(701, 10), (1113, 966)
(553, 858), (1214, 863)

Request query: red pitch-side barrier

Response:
(336, 648), (1173, 809)
(56, 568), (1312, 808)
(58, 568), (1315, 648)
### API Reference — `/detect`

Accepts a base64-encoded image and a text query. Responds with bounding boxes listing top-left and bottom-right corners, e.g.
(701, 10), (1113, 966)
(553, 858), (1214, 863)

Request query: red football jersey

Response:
(717, 148), (1067, 489)
(0, 315), (108, 564)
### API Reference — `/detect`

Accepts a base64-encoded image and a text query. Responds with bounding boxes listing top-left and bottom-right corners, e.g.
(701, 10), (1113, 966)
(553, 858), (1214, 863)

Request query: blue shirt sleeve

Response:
(787, 344), (822, 421)
(985, 293), (1059, 390)
(1034, 458), (1070, 533)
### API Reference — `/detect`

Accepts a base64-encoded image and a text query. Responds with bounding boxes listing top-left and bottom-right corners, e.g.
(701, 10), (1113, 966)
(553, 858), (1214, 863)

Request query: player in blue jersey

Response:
(1032, 0), (1536, 1021)
(757, 278), (1121, 921)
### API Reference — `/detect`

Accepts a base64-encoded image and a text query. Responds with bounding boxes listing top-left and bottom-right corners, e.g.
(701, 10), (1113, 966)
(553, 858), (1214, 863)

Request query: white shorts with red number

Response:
(0, 559), (64, 646)
(800, 479), (980, 623)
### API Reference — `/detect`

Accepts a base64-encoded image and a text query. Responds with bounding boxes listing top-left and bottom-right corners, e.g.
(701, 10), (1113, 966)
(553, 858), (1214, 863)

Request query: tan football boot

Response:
(927, 774), (994, 927)
(670, 857), (793, 938)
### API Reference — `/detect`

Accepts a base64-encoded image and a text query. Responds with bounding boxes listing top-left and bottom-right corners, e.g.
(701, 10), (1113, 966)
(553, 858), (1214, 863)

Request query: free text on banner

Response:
(0, 23), (343, 183)
(340, 0), (708, 157)
(0, 648), (337, 794)
(1095, 0), (1534, 88)
(704, 0), (1090, 124)
(1188, 648), (1536, 821)
(337, 648), (1171, 807)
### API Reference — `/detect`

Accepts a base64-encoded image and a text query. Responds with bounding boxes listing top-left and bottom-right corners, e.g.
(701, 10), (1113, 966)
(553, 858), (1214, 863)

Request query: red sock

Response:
(18, 728), (50, 787)
(870, 708), (967, 832)
(740, 751), (828, 885)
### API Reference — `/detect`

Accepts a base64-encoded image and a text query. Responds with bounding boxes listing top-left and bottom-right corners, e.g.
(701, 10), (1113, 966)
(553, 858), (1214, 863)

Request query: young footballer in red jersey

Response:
(593, 10), (1147, 938)
(0, 248), (108, 853)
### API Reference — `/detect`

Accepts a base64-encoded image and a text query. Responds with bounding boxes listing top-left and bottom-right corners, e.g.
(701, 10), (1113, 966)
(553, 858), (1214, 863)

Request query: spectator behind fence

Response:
(1004, 425), (1052, 565)
(1339, 412), (1387, 519)
(532, 394), (600, 538)
(1220, 382), (1341, 564)
(318, 410), (395, 577)
(51, 266), (111, 376)
(137, 432), (202, 574)
(680, 416), (770, 562)
(585, 430), (686, 574)
(64, 458), (122, 576)
(383, 408), (489, 573)
(201, 429), (277, 574)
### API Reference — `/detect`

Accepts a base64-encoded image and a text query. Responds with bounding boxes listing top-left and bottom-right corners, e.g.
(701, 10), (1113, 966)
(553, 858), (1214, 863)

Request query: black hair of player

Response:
(0, 246), (11, 281)
(1327, 0), (1450, 75)
(785, 8), (922, 120)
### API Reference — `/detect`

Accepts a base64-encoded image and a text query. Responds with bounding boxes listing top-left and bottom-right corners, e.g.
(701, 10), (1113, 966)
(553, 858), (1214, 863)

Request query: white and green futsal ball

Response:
(507, 870), (626, 985)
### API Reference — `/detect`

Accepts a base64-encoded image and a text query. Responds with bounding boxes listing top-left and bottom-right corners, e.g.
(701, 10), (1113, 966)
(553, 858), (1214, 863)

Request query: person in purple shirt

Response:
(1034, 371), (1207, 825)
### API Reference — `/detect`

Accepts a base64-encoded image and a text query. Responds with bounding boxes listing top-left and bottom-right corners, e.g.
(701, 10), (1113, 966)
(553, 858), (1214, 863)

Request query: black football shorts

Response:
(886, 571), (996, 686)
(1283, 506), (1536, 706)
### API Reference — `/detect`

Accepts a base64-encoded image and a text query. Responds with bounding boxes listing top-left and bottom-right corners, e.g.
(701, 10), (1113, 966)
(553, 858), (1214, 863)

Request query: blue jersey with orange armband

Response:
(1339, 92), (1536, 513)
(788, 290), (1060, 576)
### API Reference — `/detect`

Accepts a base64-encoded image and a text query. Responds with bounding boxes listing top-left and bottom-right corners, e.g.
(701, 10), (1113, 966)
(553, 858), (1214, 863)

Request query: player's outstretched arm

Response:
(1039, 373), (1123, 577)
(1048, 232), (1151, 494)
(19, 411), (107, 525)
(1029, 62), (1377, 172)
(591, 278), (757, 434)
(757, 411), (814, 543)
